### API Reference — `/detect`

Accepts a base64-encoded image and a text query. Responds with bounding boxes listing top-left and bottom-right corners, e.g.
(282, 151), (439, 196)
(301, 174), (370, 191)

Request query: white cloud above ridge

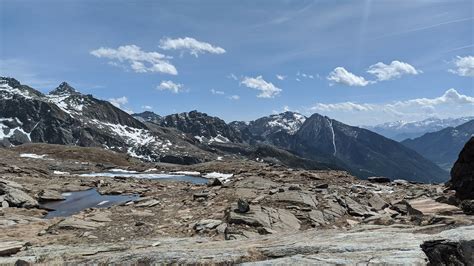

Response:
(327, 67), (370, 86)
(276, 74), (286, 80)
(449, 56), (474, 77)
(157, 80), (185, 93)
(228, 95), (240, 100)
(159, 37), (226, 57)
(109, 96), (128, 108)
(211, 89), (225, 95)
(91, 45), (177, 75)
(309, 88), (474, 125)
(241, 76), (282, 98)
(367, 60), (421, 81)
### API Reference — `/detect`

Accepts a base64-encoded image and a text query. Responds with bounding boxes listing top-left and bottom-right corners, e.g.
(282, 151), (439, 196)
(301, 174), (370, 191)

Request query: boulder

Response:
(0, 179), (38, 208)
(237, 198), (250, 213)
(0, 241), (26, 256)
(450, 137), (474, 200)
(406, 198), (462, 216)
(367, 193), (388, 211)
(227, 204), (300, 233)
(460, 200), (474, 215)
(38, 189), (65, 202)
(194, 219), (223, 231)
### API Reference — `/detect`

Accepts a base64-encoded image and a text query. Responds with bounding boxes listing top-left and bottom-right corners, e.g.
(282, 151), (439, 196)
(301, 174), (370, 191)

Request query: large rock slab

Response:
(450, 137), (474, 200)
(407, 198), (462, 216)
(3, 225), (473, 265)
(0, 179), (38, 208)
(0, 241), (26, 256)
(271, 191), (318, 208)
(227, 204), (300, 232)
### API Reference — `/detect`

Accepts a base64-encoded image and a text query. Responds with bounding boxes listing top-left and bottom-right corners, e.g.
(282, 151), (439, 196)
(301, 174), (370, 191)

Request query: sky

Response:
(1, 0), (473, 126)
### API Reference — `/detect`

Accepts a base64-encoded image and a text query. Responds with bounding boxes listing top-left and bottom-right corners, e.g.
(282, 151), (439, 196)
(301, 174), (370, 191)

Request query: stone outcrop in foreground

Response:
(450, 137), (474, 200)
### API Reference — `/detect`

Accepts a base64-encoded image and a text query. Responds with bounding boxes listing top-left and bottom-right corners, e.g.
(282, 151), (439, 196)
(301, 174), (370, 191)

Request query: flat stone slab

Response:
(408, 198), (463, 216)
(3, 225), (473, 264)
(0, 241), (26, 256)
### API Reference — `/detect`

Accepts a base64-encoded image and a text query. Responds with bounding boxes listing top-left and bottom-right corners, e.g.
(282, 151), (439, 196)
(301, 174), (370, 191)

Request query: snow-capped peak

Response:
(49, 82), (79, 96)
(265, 111), (307, 135)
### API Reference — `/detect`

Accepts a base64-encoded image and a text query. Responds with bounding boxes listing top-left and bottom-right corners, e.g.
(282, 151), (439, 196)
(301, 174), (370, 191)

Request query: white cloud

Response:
(309, 88), (474, 125)
(367, 60), (421, 81)
(327, 67), (370, 86)
(159, 37), (226, 57)
(157, 80), (185, 93)
(241, 76), (282, 98)
(227, 73), (238, 80)
(228, 95), (240, 100)
(449, 56), (474, 77)
(90, 45), (177, 75)
(297, 72), (314, 79)
(141, 105), (153, 110)
(109, 96), (128, 108)
(211, 89), (225, 95)
(276, 74), (286, 80)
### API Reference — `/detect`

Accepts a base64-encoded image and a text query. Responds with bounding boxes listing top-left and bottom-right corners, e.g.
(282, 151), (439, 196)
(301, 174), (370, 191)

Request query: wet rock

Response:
(38, 189), (65, 202)
(450, 137), (474, 200)
(368, 176), (391, 183)
(237, 198), (250, 213)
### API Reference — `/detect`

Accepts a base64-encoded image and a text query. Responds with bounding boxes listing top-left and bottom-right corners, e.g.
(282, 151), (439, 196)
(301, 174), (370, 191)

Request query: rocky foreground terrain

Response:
(0, 142), (473, 265)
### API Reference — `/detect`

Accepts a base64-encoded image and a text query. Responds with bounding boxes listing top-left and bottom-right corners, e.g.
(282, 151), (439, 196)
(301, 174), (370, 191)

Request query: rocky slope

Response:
(402, 120), (474, 171)
(290, 114), (448, 182)
(0, 77), (211, 163)
(365, 117), (474, 141)
(134, 110), (242, 144)
(0, 143), (472, 264)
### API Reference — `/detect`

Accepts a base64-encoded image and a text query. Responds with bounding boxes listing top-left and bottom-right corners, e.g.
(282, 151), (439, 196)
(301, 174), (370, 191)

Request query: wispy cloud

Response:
(327, 67), (370, 86)
(210, 89), (225, 95)
(241, 76), (282, 98)
(449, 56), (474, 77)
(276, 74), (286, 80)
(228, 95), (240, 100)
(159, 37), (226, 57)
(156, 80), (185, 93)
(90, 45), (177, 75)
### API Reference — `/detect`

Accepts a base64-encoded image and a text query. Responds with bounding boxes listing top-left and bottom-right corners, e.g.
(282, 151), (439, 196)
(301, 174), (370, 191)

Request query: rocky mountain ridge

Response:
(1, 77), (448, 182)
(402, 119), (474, 171)
(365, 117), (474, 141)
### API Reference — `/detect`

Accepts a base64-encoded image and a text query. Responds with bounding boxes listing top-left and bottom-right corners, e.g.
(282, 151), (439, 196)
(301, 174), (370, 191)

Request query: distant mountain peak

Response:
(49, 82), (79, 96)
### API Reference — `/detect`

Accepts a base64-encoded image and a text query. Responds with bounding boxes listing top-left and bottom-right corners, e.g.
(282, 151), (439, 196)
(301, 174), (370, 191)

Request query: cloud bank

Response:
(159, 37), (226, 57)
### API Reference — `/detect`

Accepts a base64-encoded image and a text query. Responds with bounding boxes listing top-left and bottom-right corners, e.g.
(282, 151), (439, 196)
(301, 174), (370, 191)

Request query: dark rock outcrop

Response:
(450, 137), (474, 200)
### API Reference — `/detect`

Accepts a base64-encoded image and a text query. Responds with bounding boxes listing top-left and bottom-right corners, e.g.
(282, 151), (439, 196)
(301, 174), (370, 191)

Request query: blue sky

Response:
(1, 0), (473, 125)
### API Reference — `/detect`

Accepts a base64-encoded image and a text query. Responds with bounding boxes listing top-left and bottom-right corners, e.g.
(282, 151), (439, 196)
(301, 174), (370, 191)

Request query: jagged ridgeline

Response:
(1, 77), (448, 183)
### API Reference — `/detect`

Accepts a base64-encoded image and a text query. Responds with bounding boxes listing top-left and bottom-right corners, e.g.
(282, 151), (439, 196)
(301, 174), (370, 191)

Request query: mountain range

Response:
(1, 77), (450, 183)
(402, 119), (474, 171)
(365, 117), (474, 141)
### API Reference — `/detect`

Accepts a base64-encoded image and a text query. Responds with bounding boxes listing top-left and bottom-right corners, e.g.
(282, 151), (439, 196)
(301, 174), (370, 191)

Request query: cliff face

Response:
(450, 137), (474, 200)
